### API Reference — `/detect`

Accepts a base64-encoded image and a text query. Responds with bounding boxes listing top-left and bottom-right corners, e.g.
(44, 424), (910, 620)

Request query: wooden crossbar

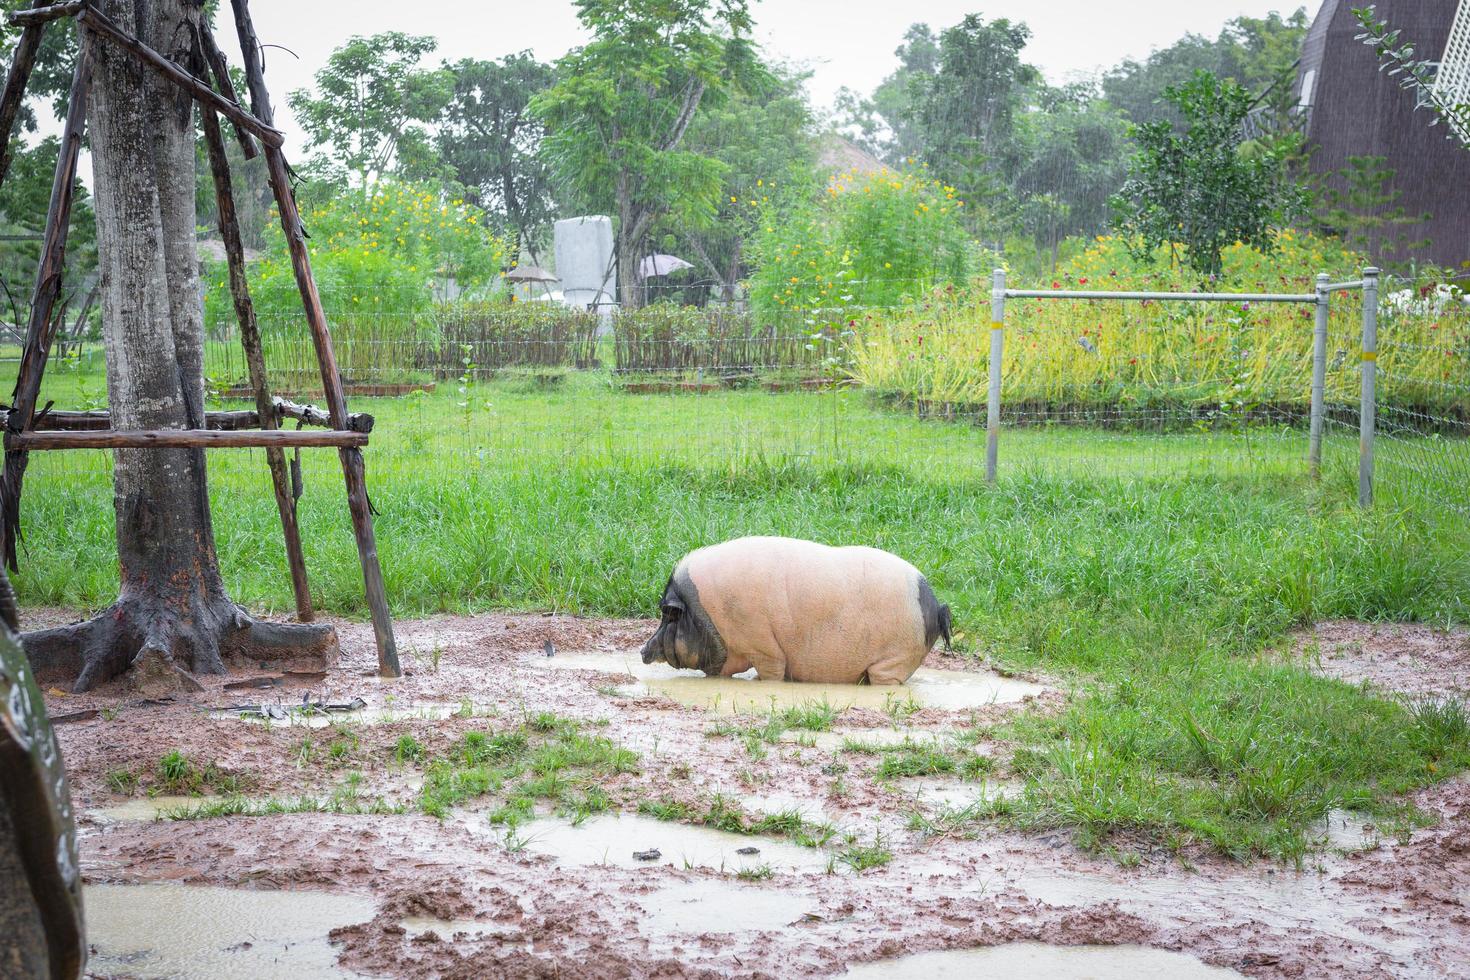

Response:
(7, 429), (369, 451)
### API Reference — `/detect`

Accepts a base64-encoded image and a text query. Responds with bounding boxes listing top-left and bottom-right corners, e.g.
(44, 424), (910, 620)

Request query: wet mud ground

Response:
(30, 609), (1470, 979)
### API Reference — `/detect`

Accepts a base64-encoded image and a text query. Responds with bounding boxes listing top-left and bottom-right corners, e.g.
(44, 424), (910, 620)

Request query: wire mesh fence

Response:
(6, 273), (1467, 528)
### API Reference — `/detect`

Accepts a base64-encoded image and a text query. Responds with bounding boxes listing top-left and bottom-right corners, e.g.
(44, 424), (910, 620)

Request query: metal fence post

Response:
(987, 268), (1006, 484)
(1309, 272), (1330, 479)
(1359, 266), (1380, 507)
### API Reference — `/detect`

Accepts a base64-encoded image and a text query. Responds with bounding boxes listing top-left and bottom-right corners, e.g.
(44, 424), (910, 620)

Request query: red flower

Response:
(1079, 277), (1088, 285)
(1128, 357), (1138, 365)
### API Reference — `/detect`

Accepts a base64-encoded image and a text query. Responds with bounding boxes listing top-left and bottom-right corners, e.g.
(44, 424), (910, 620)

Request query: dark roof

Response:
(1297, 0), (1470, 268)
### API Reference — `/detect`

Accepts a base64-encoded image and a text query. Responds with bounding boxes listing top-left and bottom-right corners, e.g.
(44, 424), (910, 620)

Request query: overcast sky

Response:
(217, 0), (1323, 157)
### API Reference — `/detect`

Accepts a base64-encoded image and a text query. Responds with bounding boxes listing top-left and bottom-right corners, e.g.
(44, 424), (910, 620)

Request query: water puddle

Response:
(896, 778), (1021, 809)
(400, 916), (524, 944)
(740, 790), (836, 822)
(489, 812), (831, 874)
(88, 795), (212, 823)
(84, 882), (375, 978)
(638, 880), (814, 934)
(1315, 808), (1381, 851)
(530, 653), (1045, 712)
(1010, 868), (1421, 959)
(843, 943), (1242, 978)
(208, 702), (463, 728)
(781, 728), (941, 752)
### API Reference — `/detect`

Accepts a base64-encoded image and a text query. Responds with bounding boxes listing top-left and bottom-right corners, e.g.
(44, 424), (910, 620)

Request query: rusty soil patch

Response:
(1293, 620), (1470, 698)
(33, 609), (1470, 978)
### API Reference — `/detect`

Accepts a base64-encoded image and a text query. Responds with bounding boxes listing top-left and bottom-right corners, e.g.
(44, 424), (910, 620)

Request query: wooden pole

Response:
(276, 397), (374, 433)
(76, 4), (285, 149)
(0, 0), (52, 188)
(201, 102), (313, 621)
(232, 0), (399, 678)
(7, 429), (368, 451)
(6, 1), (85, 27)
(3, 401), (372, 433)
(198, 23), (256, 161)
(1, 34), (92, 571)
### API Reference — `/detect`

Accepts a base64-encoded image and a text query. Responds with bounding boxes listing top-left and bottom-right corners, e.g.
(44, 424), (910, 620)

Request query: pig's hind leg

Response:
(863, 652), (919, 686)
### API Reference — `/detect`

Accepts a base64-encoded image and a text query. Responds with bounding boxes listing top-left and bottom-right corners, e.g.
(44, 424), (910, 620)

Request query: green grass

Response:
(418, 717), (637, 823)
(14, 363), (1470, 861)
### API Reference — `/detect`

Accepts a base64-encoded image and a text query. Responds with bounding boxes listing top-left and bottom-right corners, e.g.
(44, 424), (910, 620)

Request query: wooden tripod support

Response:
(0, 0), (400, 677)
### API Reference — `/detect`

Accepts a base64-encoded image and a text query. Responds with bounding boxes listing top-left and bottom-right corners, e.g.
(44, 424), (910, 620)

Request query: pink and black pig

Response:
(639, 536), (951, 684)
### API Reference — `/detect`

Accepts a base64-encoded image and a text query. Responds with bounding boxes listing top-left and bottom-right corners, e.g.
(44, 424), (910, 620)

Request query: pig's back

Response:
(682, 537), (926, 682)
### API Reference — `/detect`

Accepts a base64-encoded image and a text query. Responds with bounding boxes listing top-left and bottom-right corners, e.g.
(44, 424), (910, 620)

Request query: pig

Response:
(639, 536), (951, 685)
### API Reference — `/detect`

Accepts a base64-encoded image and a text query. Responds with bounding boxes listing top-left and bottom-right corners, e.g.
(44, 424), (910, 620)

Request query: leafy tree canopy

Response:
(1111, 71), (1308, 277)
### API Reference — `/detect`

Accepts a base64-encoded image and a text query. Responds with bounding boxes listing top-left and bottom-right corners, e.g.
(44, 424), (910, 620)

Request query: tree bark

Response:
(23, 0), (336, 694)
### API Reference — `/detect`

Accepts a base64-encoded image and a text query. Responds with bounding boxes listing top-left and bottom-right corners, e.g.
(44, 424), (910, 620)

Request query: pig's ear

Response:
(660, 593), (685, 618)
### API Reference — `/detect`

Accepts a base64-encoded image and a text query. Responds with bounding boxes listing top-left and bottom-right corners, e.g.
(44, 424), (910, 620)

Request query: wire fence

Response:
(6, 273), (1467, 525)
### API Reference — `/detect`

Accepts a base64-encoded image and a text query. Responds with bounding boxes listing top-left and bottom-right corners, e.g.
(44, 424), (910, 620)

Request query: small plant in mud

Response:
(157, 750), (194, 790)
(420, 717), (638, 821)
(736, 865), (775, 881)
(326, 730), (359, 766)
(394, 735), (425, 764)
(293, 735), (319, 767)
(883, 691), (921, 723)
(640, 798), (694, 822)
(837, 834), (893, 872)
(876, 743), (957, 780)
(105, 769), (137, 796)
(670, 763), (692, 780)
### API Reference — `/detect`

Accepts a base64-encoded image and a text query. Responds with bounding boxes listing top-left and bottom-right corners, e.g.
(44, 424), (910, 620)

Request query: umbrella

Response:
(503, 264), (560, 284)
(638, 254), (694, 280)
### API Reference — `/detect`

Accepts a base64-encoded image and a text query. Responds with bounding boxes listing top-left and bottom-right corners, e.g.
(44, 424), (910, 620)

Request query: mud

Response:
(533, 651), (1049, 712)
(29, 608), (1470, 978)
(84, 883), (375, 978)
(1294, 620), (1470, 697)
(843, 942), (1244, 978)
(484, 812), (833, 874)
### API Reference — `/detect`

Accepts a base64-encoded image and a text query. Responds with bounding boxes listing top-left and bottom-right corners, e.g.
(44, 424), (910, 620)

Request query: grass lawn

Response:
(8, 361), (1470, 861)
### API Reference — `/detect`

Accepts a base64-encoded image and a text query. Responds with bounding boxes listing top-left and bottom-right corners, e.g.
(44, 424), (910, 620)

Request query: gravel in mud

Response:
(27, 609), (1470, 978)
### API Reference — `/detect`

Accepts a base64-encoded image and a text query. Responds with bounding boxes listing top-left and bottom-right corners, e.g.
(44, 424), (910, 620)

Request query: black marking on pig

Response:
(673, 564), (728, 675)
(917, 575), (952, 651)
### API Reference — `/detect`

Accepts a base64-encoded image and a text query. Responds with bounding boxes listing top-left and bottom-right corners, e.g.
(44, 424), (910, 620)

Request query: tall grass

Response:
(8, 362), (1470, 860)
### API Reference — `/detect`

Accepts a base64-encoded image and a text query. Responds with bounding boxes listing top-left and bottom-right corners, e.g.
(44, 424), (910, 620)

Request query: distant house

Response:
(1297, 0), (1470, 268)
(816, 134), (886, 182)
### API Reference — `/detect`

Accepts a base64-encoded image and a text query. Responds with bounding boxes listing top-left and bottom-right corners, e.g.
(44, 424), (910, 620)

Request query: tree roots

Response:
(22, 597), (338, 694)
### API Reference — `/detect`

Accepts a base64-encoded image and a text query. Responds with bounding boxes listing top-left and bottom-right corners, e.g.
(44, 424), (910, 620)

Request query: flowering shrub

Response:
(745, 166), (978, 317)
(205, 179), (508, 328)
(852, 235), (1470, 417)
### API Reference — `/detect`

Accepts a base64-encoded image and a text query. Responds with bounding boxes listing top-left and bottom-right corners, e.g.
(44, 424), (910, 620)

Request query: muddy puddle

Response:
(530, 653), (1045, 712)
(780, 727), (944, 752)
(1315, 808), (1381, 851)
(638, 880), (815, 934)
(88, 795), (212, 823)
(85, 882), (375, 978)
(895, 777), (1021, 808)
(482, 812), (832, 874)
(207, 702), (464, 728)
(843, 943), (1242, 978)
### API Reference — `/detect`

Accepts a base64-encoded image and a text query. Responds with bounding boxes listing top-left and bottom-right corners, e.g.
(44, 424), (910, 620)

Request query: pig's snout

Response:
(639, 628), (661, 664)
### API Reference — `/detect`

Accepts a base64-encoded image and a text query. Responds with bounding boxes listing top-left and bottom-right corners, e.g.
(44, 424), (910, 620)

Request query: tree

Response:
(675, 59), (814, 303)
(1008, 86), (1131, 270)
(1102, 10), (1310, 127)
(0, 137), (96, 337)
(833, 23), (940, 163)
(288, 32), (453, 186)
(532, 0), (755, 309)
(22, 0), (335, 690)
(1315, 155), (1430, 259)
(1111, 71), (1307, 278)
(436, 53), (558, 261)
(905, 15), (1036, 214)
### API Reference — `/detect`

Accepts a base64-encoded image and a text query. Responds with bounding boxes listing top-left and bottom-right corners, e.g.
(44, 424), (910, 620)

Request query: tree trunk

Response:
(22, 0), (336, 694)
